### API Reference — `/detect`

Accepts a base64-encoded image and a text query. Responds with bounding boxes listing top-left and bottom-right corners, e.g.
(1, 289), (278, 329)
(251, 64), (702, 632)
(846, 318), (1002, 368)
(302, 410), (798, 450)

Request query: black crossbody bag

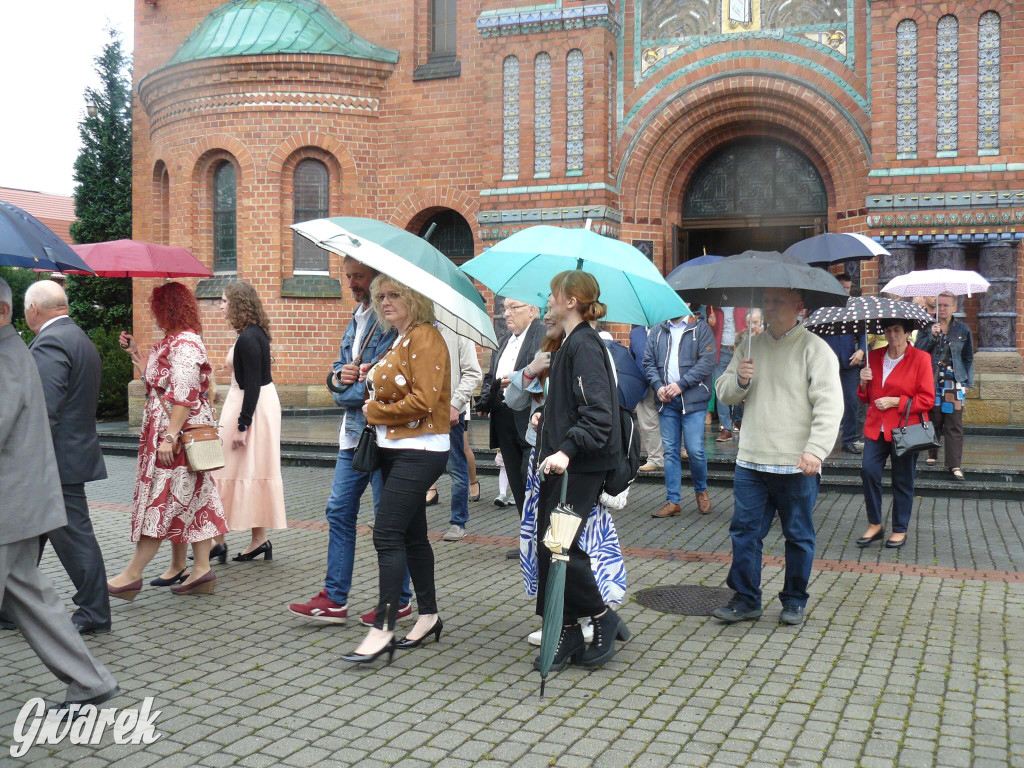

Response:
(891, 398), (940, 457)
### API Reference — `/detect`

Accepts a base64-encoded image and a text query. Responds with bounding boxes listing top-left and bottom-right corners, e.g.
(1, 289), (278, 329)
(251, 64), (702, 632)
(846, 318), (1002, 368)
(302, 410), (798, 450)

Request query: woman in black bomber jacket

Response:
(533, 270), (630, 672)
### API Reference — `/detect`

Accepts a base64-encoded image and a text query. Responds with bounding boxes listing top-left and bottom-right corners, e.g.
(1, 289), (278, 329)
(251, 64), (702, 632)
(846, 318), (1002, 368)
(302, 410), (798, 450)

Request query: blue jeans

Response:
(862, 435), (917, 533)
(325, 448), (411, 607)
(726, 466), (820, 610)
(447, 415), (469, 527)
(659, 404), (708, 503)
(714, 347), (734, 430)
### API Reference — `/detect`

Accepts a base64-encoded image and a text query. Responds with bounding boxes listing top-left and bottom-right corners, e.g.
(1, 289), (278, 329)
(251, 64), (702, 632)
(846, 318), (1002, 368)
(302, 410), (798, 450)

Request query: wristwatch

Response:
(237, 424), (248, 432)
(162, 433), (177, 444)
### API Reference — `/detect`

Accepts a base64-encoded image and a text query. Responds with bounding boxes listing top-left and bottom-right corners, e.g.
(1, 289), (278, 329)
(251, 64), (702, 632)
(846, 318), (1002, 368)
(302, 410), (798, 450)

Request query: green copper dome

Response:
(168, 0), (398, 66)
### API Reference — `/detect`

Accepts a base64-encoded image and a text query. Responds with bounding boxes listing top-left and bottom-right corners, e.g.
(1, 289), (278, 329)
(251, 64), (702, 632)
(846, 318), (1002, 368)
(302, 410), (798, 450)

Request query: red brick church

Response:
(130, 0), (1024, 422)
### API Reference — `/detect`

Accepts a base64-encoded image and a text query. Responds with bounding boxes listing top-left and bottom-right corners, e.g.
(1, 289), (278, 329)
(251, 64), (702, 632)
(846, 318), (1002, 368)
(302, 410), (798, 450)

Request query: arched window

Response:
(534, 53), (552, 177)
(607, 54), (615, 177)
(503, 56), (520, 178)
(292, 159), (330, 273)
(153, 162), (170, 245)
(978, 11), (1001, 153)
(896, 19), (918, 158)
(936, 15), (959, 154)
(566, 49), (585, 173)
(212, 161), (237, 272)
(419, 210), (474, 266)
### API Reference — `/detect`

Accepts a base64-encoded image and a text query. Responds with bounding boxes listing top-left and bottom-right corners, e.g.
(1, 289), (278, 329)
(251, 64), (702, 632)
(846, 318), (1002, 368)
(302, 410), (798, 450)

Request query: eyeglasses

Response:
(503, 303), (529, 315)
(375, 291), (403, 303)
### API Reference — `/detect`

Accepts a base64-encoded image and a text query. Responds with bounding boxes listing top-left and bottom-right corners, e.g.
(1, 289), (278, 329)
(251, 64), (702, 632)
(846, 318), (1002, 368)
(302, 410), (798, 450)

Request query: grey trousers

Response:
(636, 388), (664, 466)
(39, 483), (110, 627)
(0, 537), (118, 702)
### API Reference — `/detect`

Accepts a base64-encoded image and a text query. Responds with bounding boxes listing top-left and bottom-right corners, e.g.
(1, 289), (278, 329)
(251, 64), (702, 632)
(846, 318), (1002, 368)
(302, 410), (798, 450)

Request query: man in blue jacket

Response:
(288, 256), (410, 627)
(642, 307), (717, 517)
(821, 274), (866, 454)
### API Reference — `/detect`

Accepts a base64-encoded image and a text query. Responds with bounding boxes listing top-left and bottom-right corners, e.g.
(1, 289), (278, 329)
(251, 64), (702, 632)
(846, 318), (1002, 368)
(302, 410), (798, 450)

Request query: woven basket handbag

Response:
(177, 425), (226, 472)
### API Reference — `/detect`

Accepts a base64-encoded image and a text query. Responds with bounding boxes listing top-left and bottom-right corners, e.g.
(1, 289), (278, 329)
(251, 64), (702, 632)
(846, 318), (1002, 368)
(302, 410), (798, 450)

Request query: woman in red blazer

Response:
(856, 319), (935, 549)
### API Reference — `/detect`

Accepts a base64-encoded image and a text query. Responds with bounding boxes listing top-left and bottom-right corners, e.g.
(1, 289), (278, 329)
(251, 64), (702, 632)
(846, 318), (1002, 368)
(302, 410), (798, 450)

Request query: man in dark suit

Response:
(0, 276), (119, 705)
(24, 280), (111, 634)
(477, 299), (544, 530)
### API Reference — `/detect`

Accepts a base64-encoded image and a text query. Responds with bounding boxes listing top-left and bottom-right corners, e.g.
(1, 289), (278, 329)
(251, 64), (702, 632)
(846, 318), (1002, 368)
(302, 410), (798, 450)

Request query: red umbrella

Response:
(69, 239), (212, 278)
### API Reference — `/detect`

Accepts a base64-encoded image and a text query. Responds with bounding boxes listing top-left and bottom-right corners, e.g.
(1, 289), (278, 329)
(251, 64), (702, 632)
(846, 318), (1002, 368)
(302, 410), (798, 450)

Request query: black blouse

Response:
(233, 325), (272, 430)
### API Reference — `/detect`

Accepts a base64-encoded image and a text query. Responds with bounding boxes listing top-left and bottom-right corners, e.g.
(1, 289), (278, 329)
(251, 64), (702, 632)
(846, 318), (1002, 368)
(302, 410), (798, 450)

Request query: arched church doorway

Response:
(675, 138), (828, 265)
(418, 209), (475, 265)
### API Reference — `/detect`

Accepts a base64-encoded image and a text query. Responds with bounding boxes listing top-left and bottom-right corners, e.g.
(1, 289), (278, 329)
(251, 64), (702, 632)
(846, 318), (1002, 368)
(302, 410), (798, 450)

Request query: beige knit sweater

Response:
(716, 323), (843, 465)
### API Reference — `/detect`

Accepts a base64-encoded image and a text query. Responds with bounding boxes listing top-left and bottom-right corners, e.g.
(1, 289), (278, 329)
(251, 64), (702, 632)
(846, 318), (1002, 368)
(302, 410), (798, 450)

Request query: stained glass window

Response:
(566, 49), (584, 173)
(607, 54), (615, 176)
(212, 161), (237, 272)
(761, 0), (847, 27)
(978, 12), (1000, 152)
(682, 140), (826, 218)
(534, 53), (551, 176)
(503, 56), (519, 177)
(293, 159), (330, 273)
(896, 19), (918, 157)
(936, 15), (958, 153)
(641, 0), (717, 39)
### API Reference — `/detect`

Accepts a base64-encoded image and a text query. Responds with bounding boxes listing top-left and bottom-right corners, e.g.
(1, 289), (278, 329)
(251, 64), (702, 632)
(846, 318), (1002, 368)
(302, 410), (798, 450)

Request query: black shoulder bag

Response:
(891, 398), (940, 457)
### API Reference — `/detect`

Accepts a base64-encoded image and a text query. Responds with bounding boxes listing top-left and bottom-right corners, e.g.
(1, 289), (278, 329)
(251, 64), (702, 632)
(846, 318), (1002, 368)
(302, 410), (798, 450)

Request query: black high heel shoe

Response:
(233, 540), (273, 562)
(150, 568), (189, 587)
(469, 482), (481, 502)
(190, 543), (227, 564)
(425, 489), (439, 507)
(396, 617), (444, 649)
(341, 637), (398, 665)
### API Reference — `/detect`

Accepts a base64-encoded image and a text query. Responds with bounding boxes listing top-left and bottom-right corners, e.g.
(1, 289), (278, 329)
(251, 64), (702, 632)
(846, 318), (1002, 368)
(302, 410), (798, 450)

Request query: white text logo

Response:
(10, 697), (161, 757)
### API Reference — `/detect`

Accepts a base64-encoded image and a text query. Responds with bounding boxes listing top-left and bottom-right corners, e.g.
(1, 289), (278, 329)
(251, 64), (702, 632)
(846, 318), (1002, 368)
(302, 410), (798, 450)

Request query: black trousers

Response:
(372, 448), (448, 630)
(492, 403), (532, 516)
(535, 469), (607, 622)
(39, 483), (110, 627)
(928, 406), (964, 468)
(861, 435), (918, 534)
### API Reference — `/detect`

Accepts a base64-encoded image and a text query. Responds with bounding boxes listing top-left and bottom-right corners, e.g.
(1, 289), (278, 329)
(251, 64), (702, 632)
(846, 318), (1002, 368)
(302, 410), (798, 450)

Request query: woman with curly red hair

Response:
(109, 282), (228, 598)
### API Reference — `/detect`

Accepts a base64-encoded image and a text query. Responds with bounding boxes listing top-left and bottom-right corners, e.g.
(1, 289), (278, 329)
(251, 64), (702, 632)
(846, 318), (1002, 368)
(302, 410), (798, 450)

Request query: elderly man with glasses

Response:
(477, 299), (545, 557)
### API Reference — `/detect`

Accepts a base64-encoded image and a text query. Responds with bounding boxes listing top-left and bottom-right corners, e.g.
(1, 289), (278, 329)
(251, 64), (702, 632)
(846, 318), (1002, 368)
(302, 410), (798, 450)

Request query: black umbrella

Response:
(804, 296), (934, 337)
(668, 250), (849, 311)
(0, 201), (95, 273)
(784, 232), (889, 267)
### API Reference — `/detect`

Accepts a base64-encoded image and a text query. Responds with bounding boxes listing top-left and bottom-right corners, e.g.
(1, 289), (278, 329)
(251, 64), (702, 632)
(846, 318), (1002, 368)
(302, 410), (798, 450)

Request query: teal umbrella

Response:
(537, 473), (584, 697)
(292, 217), (498, 349)
(461, 225), (690, 325)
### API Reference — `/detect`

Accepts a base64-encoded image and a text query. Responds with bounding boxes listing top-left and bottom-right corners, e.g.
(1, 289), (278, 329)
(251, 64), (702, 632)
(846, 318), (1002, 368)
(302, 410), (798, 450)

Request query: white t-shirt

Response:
(495, 329), (526, 381)
(721, 307), (736, 346)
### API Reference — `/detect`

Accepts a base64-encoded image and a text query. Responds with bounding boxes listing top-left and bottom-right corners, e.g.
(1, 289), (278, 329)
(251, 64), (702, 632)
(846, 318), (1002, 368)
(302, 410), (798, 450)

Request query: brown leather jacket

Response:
(365, 323), (451, 440)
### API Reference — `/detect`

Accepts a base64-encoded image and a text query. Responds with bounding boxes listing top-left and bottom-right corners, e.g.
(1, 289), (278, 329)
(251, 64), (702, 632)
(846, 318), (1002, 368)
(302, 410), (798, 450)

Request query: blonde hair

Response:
(549, 270), (606, 323)
(370, 275), (435, 329)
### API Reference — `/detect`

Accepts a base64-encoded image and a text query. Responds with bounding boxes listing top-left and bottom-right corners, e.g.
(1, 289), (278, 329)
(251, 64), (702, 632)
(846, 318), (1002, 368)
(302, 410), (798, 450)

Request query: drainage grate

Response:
(634, 584), (734, 616)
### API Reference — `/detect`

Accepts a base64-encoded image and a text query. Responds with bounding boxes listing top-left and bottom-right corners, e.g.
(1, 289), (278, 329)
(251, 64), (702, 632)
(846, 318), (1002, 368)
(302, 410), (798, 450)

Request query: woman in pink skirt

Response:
(211, 281), (286, 561)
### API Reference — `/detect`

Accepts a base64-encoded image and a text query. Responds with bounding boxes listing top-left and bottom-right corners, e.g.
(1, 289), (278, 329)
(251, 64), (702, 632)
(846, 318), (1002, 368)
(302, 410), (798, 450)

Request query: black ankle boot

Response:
(580, 608), (631, 669)
(533, 623), (585, 672)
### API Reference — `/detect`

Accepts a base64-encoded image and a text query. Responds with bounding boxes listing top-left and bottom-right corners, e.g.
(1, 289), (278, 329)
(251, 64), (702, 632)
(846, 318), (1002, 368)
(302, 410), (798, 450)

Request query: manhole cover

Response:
(634, 585), (735, 616)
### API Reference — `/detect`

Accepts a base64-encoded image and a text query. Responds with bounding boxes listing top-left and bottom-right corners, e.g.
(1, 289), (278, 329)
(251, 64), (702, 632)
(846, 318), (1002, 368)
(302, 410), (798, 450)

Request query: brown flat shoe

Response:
(652, 502), (681, 519)
(695, 490), (711, 514)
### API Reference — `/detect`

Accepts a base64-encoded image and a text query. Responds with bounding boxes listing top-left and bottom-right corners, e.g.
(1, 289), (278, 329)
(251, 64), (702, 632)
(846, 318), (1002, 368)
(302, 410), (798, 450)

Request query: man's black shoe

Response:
(711, 599), (762, 623)
(0, 619), (16, 631)
(50, 685), (121, 715)
(779, 604), (805, 625)
(73, 621), (112, 636)
(841, 444), (862, 455)
(505, 548), (519, 560)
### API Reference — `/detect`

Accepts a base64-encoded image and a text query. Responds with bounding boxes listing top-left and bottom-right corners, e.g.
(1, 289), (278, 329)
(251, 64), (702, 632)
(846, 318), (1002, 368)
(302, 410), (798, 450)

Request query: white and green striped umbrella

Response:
(292, 217), (498, 349)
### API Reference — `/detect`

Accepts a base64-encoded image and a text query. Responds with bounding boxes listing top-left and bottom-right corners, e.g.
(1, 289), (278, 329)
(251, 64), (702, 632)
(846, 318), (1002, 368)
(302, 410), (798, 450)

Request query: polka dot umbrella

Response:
(804, 295), (934, 336)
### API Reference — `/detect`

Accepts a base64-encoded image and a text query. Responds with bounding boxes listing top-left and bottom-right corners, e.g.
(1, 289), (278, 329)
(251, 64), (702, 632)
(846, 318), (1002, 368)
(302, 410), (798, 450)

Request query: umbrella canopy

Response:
(603, 339), (648, 411)
(880, 268), (990, 299)
(668, 250), (849, 311)
(805, 296), (935, 336)
(0, 201), (95, 273)
(784, 232), (889, 266)
(292, 217), (498, 349)
(460, 225), (691, 325)
(665, 254), (724, 286)
(537, 474), (583, 697)
(69, 239), (213, 278)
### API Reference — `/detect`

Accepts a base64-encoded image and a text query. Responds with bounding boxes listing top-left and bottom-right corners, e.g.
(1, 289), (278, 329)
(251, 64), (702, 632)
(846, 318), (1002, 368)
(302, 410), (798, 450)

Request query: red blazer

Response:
(709, 306), (748, 363)
(857, 345), (935, 441)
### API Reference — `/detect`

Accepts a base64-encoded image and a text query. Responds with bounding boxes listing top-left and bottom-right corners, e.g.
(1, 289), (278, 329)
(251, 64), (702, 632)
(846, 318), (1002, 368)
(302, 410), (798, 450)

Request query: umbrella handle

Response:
(560, 472), (568, 506)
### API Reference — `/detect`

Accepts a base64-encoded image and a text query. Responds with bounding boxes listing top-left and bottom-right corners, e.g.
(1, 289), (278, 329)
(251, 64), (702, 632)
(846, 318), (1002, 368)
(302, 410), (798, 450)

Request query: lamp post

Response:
(86, 98), (98, 118)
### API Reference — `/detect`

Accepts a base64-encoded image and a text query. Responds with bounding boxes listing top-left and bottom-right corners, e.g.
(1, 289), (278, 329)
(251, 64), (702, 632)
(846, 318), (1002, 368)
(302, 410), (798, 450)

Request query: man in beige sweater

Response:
(713, 287), (842, 626)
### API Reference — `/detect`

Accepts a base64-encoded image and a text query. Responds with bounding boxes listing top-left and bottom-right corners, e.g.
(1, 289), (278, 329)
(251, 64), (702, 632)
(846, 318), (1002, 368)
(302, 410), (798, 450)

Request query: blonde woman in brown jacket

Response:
(342, 275), (451, 665)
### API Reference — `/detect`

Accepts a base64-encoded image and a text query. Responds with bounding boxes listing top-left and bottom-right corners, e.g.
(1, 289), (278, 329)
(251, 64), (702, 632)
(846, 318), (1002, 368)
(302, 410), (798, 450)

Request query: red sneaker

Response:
(288, 590), (348, 624)
(359, 603), (413, 627)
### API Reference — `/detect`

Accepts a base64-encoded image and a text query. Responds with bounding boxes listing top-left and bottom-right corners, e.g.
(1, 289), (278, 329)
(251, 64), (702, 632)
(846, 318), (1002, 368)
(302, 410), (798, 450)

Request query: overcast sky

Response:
(0, 1), (135, 197)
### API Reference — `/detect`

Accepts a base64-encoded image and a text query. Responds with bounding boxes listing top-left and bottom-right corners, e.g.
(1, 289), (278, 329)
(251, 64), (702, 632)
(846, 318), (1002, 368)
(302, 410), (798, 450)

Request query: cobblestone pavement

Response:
(4, 454), (1024, 767)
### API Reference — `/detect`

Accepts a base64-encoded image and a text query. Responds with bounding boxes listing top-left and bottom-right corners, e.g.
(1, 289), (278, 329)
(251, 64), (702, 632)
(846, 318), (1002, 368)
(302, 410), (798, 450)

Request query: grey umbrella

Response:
(0, 201), (95, 273)
(784, 232), (889, 267)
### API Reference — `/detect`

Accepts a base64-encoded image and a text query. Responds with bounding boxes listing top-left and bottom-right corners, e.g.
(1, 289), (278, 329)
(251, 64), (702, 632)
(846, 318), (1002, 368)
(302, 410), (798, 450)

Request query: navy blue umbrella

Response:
(0, 201), (94, 273)
(604, 338), (648, 411)
(665, 254), (724, 286)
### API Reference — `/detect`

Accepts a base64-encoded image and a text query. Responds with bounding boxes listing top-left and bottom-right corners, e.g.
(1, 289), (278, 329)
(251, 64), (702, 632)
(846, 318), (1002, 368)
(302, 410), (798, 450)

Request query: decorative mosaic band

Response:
(477, 4), (619, 38)
(868, 209), (1024, 229)
(867, 191), (1024, 210)
(477, 205), (622, 240)
(149, 91), (379, 128)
